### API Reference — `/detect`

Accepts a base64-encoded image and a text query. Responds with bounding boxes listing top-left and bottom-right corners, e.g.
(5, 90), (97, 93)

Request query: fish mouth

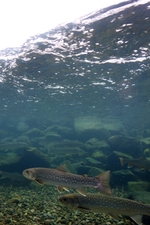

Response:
(22, 170), (29, 179)
(22, 169), (35, 180)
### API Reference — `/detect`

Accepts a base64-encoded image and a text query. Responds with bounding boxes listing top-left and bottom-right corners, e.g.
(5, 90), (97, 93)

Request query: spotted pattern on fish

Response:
(22, 165), (111, 195)
(59, 193), (150, 225)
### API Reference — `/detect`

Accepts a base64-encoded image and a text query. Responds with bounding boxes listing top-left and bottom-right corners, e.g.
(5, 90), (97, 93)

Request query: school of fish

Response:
(23, 159), (150, 225)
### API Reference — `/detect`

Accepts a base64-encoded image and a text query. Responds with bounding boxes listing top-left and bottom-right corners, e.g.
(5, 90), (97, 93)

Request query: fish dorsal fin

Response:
(131, 215), (142, 225)
(76, 188), (86, 196)
(82, 174), (88, 177)
(56, 164), (69, 172)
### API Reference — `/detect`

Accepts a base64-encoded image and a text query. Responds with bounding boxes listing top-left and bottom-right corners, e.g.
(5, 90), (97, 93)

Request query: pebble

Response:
(0, 183), (140, 225)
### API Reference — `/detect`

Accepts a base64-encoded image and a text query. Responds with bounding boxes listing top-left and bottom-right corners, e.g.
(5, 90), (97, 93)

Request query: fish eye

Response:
(63, 197), (68, 202)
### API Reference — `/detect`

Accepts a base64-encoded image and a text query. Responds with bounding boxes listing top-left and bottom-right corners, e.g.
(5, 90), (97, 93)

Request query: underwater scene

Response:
(0, 0), (150, 224)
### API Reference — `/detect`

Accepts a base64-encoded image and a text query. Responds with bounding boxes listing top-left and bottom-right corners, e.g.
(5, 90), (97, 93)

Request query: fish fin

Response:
(109, 214), (119, 220)
(82, 174), (88, 177)
(56, 164), (69, 172)
(131, 215), (143, 225)
(127, 164), (133, 168)
(78, 206), (90, 211)
(57, 186), (63, 193)
(119, 157), (125, 166)
(35, 179), (44, 185)
(76, 188), (86, 196)
(63, 187), (70, 192)
(57, 186), (70, 193)
(96, 170), (112, 195)
(139, 168), (144, 171)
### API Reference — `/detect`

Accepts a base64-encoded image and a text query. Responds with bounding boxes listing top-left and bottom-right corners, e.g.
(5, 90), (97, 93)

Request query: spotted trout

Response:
(0, 142), (28, 151)
(22, 164), (111, 195)
(59, 193), (150, 225)
(119, 157), (150, 170)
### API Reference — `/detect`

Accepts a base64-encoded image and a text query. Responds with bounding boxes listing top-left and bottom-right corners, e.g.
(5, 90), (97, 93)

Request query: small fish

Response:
(22, 164), (111, 195)
(0, 170), (27, 182)
(119, 157), (150, 170)
(59, 193), (150, 225)
(0, 142), (28, 151)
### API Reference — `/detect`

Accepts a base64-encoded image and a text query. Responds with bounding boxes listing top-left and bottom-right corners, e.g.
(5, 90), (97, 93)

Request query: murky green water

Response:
(0, 1), (150, 224)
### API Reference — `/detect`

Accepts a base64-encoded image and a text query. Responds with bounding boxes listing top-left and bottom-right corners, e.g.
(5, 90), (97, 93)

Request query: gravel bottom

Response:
(0, 183), (136, 225)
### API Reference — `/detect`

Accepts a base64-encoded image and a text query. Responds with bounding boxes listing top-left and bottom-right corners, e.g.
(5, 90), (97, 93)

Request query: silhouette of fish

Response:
(119, 157), (150, 170)
(0, 142), (28, 151)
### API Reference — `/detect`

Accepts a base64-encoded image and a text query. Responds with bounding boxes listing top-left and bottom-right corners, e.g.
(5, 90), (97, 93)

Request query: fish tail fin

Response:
(131, 215), (143, 225)
(119, 157), (125, 166)
(96, 170), (112, 195)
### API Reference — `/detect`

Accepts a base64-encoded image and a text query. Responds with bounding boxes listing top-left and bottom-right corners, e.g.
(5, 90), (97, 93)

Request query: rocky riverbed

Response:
(0, 183), (136, 225)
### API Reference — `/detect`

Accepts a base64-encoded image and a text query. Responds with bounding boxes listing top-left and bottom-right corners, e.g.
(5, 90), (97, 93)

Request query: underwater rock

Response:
(85, 138), (110, 152)
(142, 129), (150, 138)
(61, 160), (77, 174)
(46, 140), (85, 156)
(140, 137), (150, 148)
(112, 151), (133, 159)
(0, 171), (28, 183)
(107, 151), (133, 168)
(92, 150), (106, 160)
(72, 161), (86, 169)
(144, 148), (150, 157)
(88, 167), (104, 177)
(0, 130), (8, 139)
(75, 165), (92, 175)
(128, 191), (150, 204)
(85, 157), (103, 167)
(45, 125), (74, 139)
(47, 146), (85, 156)
(51, 139), (85, 148)
(108, 135), (142, 156)
(0, 152), (21, 166)
(0, 141), (29, 152)
(50, 155), (66, 167)
(128, 181), (150, 192)
(16, 122), (29, 132)
(45, 132), (62, 141)
(74, 116), (125, 141)
(112, 170), (136, 186)
(0, 147), (51, 173)
(34, 137), (50, 148)
(16, 135), (31, 145)
(25, 128), (43, 138)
